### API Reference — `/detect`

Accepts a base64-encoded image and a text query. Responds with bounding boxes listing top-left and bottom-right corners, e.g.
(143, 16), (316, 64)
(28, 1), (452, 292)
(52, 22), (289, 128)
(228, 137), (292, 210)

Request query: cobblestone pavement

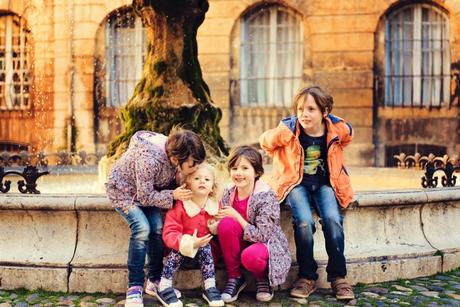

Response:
(0, 269), (459, 306)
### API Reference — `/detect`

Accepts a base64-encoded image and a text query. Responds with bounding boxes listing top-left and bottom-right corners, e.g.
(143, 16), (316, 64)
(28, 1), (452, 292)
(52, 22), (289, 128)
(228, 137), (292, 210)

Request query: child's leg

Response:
(242, 243), (273, 302)
(241, 243), (269, 280)
(159, 250), (184, 291)
(217, 217), (245, 278)
(115, 205), (151, 288)
(142, 206), (164, 282)
(312, 185), (346, 281)
(284, 184), (318, 281)
(196, 244), (216, 289)
(197, 244), (224, 306)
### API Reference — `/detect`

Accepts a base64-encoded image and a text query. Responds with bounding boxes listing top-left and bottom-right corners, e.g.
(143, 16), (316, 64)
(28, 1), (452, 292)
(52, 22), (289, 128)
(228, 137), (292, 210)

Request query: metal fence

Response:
(394, 152), (460, 188)
(0, 150), (106, 194)
(0, 151), (105, 168)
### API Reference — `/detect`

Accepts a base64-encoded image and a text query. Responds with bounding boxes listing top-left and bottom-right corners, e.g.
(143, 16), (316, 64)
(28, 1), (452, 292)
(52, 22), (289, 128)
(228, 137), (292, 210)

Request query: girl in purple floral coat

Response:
(106, 130), (205, 307)
(216, 146), (291, 303)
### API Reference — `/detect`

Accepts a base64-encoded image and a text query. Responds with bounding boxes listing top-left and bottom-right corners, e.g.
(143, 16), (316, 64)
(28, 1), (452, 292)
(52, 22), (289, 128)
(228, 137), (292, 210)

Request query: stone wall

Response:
(0, 187), (459, 293)
(0, 0), (459, 166)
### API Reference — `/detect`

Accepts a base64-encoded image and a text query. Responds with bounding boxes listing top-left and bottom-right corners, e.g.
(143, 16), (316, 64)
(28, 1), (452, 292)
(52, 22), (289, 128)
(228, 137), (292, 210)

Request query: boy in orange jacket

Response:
(260, 86), (355, 300)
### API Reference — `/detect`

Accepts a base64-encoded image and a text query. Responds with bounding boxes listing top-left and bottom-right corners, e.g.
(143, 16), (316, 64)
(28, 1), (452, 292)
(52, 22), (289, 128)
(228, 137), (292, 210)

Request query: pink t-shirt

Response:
(233, 191), (249, 221)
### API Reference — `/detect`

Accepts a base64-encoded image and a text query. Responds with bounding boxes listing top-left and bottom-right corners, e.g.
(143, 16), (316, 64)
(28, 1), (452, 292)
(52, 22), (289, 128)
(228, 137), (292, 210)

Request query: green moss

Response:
(109, 1), (228, 159)
(149, 86), (164, 99)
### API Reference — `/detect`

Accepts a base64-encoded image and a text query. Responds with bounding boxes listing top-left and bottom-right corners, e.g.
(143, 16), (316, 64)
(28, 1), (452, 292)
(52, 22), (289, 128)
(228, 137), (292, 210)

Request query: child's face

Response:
(229, 156), (256, 190)
(179, 156), (198, 176)
(186, 167), (214, 197)
(296, 94), (326, 132)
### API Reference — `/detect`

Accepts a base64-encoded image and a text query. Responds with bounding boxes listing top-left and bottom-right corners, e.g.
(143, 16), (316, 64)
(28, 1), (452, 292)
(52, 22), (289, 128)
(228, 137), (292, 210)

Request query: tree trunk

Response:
(107, 0), (227, 159)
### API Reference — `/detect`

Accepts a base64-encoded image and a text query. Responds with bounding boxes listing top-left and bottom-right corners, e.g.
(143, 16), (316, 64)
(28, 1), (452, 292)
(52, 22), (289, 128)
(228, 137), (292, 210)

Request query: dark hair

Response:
(166, 130), (206, 166)
(292, 86), (334, 114)
(227, 145), (264, 180)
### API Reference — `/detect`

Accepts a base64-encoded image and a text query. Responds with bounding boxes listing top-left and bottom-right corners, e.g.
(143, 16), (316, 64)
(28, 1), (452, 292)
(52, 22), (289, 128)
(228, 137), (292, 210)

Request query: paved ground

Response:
(0, 269), (459, 306)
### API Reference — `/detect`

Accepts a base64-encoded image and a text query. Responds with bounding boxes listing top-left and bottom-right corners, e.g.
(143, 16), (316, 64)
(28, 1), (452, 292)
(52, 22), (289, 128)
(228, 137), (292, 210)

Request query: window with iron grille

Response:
(104, 9), (146, 108)
(0, 14), (30, 111)
(239, 5), (303, 107)
(384, 3), (450, 107)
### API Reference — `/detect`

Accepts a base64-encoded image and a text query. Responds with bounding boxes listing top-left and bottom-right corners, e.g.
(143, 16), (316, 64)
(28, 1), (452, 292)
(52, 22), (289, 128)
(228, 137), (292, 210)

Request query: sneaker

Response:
(125, 286), (143, 307)
(331, 277), (355, 300)
(290, 278), (317, 298)
(155, 287), (183, 307)
(202, 287), (224, 306)
(255, 279), (274, 302)
(221, 276), (247, 303)
(145, 279), (182, 298)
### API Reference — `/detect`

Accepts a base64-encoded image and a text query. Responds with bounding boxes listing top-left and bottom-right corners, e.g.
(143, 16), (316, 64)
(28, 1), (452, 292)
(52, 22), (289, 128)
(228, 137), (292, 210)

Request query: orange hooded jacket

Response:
(259, 114), (353, 208)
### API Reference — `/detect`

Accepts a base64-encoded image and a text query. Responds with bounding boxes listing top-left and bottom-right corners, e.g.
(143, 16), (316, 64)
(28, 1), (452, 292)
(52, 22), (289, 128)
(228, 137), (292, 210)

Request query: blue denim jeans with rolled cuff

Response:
(116, 204), (164, 287)
(285, 184), (347, 282)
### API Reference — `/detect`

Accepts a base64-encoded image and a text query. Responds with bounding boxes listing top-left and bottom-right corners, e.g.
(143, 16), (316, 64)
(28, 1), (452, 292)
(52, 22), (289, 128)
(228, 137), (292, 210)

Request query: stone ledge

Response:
(0, 187), (459, 293)
(1, 187), (458, 210)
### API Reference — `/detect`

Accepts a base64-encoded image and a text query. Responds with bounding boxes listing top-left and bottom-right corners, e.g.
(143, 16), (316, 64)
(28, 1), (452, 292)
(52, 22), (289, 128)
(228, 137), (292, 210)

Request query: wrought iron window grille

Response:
(374, 73), (460, 108)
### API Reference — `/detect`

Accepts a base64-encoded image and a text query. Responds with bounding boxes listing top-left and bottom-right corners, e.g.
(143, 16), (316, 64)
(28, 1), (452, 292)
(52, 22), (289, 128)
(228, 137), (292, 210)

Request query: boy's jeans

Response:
(116, 204), (164, 287)
(285, 184), (347, 281)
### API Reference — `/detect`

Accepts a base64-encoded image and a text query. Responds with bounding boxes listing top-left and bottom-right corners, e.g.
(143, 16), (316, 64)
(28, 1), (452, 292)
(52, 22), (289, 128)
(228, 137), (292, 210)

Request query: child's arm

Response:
(340, 121), (354, 148)
(163, 205), (198, 258)
(243, 192), (279, 243)
(259, 125), (291, 157)
(134, 156), (174, 209)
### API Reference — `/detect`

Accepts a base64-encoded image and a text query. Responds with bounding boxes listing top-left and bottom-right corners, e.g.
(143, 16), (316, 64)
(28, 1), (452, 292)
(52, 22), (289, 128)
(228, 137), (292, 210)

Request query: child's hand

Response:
(172, 184), (192, 201)
(192, 229), (213, 248)
(216, 207), (240, 220)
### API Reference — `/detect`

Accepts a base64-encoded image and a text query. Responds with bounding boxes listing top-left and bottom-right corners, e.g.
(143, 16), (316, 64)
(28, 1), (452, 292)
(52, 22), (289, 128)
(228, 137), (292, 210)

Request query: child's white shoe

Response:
(145, 279), (181, 298)
(155, 287), (183, 307)
(202, 287), (224, 306)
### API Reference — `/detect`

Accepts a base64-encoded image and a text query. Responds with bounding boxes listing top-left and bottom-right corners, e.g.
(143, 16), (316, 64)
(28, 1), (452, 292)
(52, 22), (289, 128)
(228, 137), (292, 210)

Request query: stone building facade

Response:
(0, 0), (459, 166)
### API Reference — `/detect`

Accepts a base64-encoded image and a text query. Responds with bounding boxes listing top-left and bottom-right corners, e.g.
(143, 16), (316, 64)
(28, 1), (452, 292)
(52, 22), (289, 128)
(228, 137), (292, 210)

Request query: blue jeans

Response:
(116, 205), (164, 287)
(285, 184), (346, 281)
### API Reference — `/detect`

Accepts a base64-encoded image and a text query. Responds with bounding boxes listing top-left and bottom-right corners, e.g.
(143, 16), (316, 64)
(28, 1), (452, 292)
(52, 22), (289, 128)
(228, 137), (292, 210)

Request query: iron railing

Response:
(393, 153), (460, 170)
(0, 166), (49, 194)
(0, 150), (105, 167)
(0, 150), (106, 194)
(394, 152), (460, 188)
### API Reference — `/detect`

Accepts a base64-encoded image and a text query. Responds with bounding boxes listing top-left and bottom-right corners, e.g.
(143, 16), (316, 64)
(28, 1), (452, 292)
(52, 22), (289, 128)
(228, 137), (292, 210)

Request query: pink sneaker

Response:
(145, 279), (181, 298)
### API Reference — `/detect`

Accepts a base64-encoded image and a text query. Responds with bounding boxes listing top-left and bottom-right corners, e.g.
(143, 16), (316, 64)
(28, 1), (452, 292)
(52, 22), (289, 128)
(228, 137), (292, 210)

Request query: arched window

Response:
(103, 8), (146, 108)
(239, 5), (303, 107)
(93, 7), (146, 150)
(384, 3), (450, 107)
(0, 14), (30, 110)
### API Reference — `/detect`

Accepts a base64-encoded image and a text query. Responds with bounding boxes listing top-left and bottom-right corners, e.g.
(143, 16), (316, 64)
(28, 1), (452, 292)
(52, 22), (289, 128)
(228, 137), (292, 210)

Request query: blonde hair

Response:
(185, 163), (218, 198)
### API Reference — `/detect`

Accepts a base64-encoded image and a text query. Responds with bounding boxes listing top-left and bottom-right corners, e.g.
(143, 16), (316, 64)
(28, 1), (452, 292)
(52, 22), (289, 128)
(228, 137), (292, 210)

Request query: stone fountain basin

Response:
(0, 187), (459, 293)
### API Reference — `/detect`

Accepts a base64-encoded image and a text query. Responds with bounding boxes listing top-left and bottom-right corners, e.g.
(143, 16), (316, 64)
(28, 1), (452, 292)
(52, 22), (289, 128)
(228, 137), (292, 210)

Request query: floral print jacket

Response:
(105, 130), (176, 209)
(220, 180), (291, 287)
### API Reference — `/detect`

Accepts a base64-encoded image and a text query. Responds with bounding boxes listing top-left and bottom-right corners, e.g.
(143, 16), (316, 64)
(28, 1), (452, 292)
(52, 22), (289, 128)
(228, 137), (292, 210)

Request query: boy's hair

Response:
(166, 130), (206, 166)
(227, 146), (264, 180)
(185, 162), (218, 198)
(292, 86), (334, 115)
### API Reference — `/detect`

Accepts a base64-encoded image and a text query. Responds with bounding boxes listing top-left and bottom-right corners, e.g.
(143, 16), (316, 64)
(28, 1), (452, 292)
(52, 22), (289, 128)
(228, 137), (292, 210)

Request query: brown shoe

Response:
(331, 278), (355, 300)
(290, 278), (317, 298)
